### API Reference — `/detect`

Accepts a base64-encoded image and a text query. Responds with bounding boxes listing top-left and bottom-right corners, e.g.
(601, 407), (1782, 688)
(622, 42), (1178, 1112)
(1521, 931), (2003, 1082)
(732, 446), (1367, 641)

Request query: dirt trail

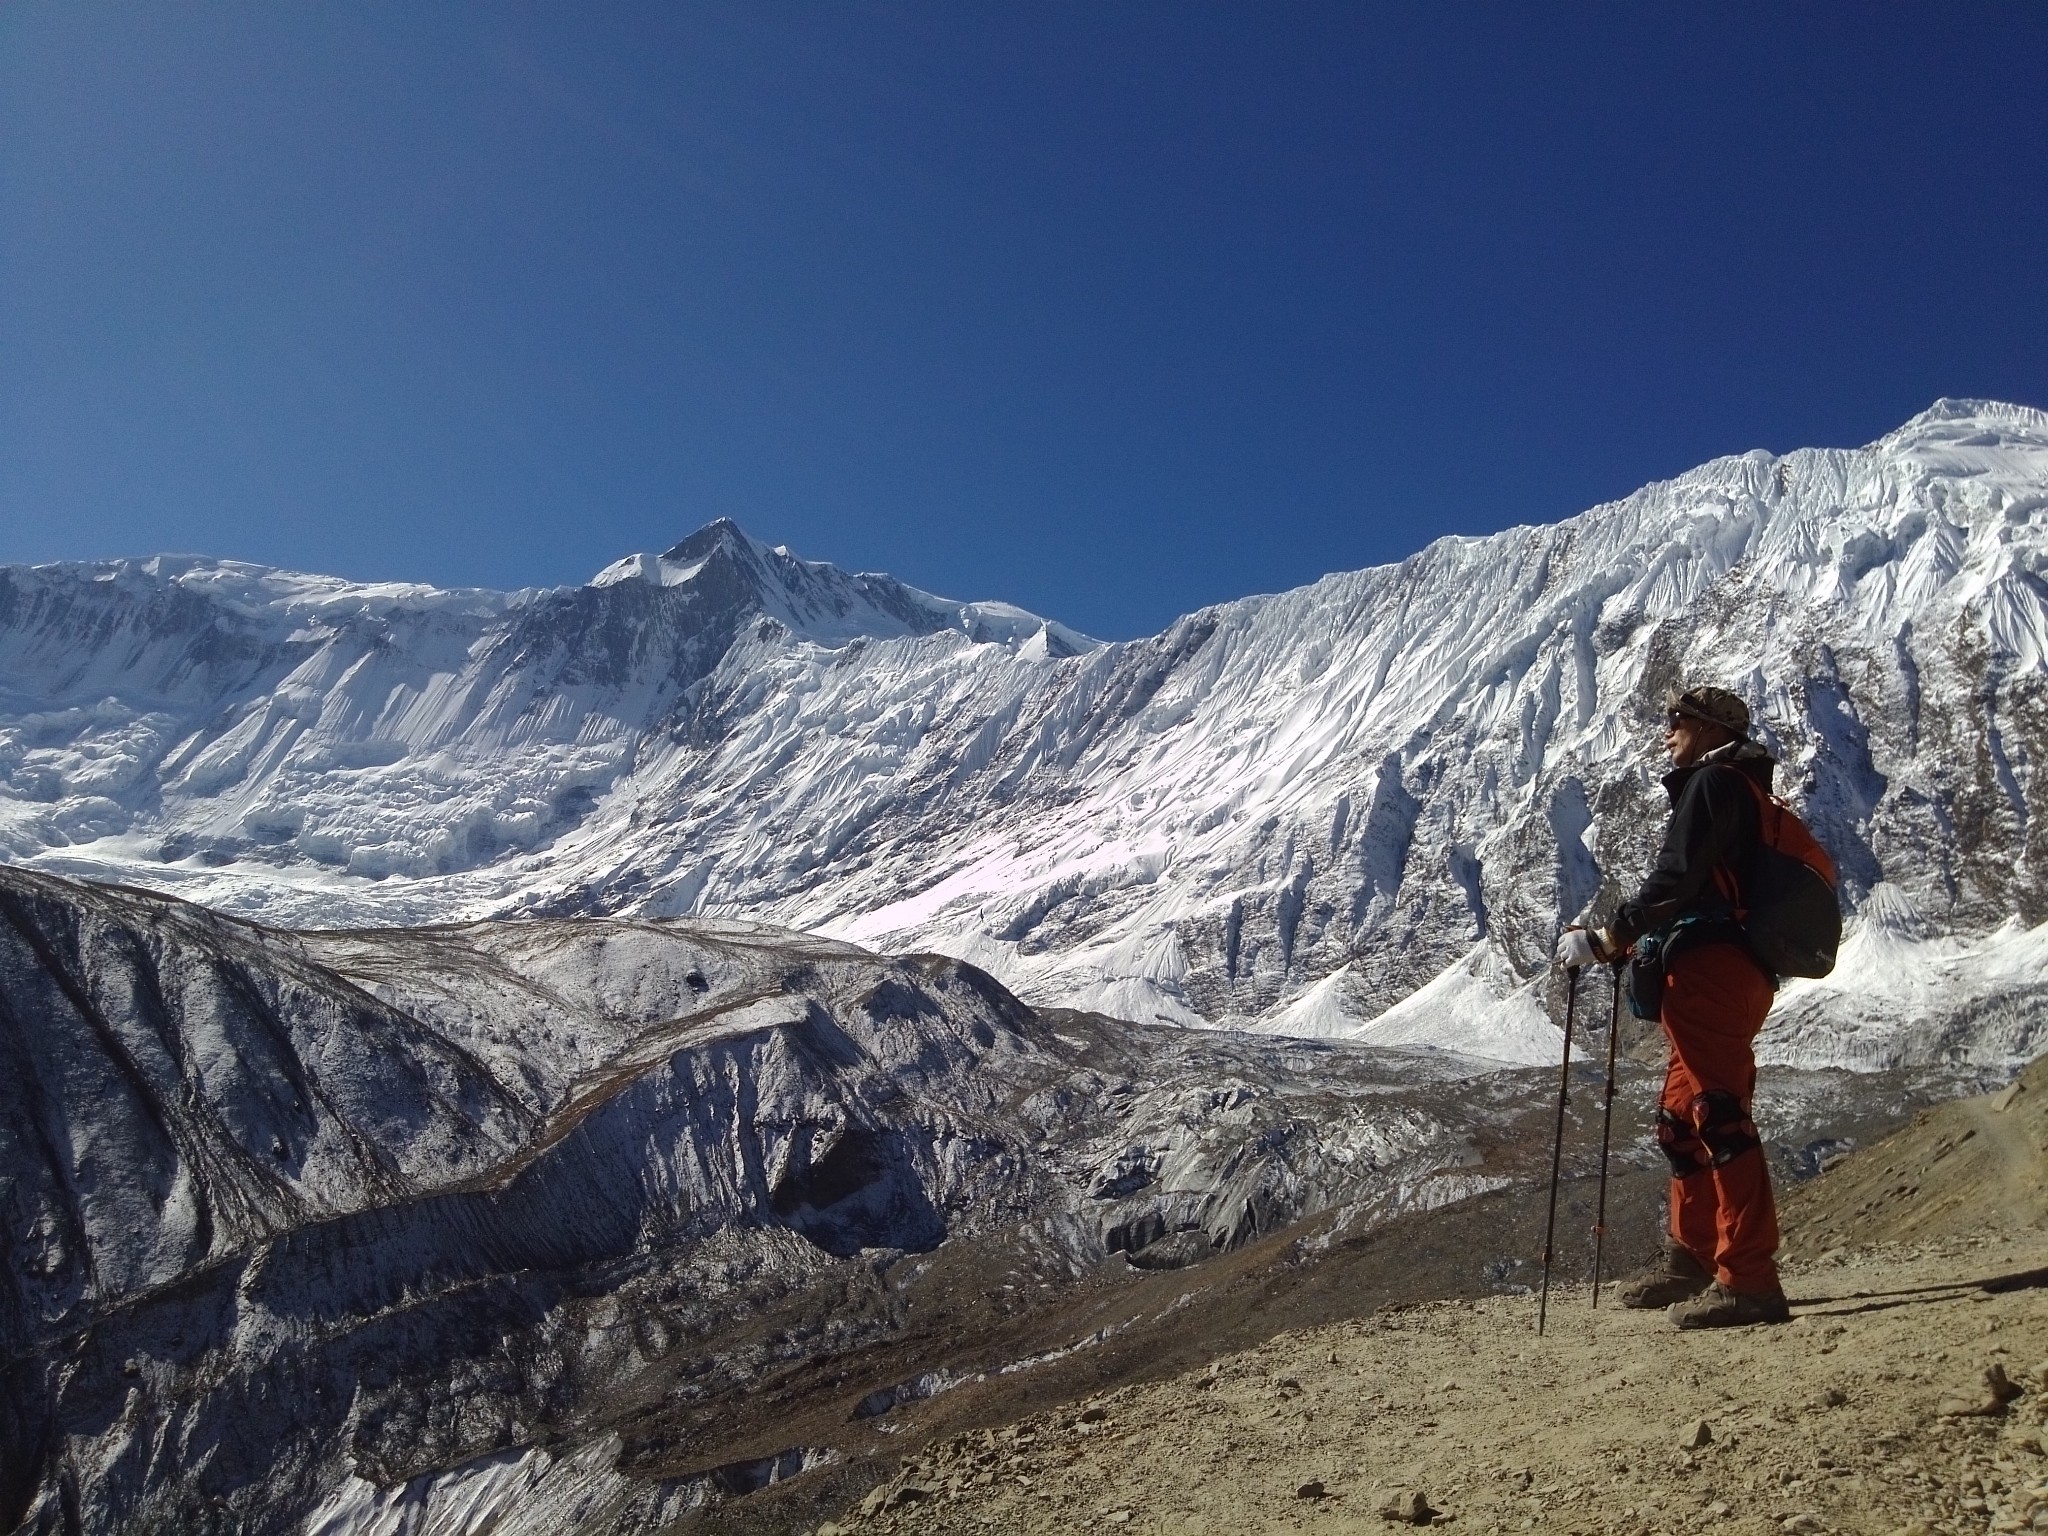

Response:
(794, 1071), (2048, 1536)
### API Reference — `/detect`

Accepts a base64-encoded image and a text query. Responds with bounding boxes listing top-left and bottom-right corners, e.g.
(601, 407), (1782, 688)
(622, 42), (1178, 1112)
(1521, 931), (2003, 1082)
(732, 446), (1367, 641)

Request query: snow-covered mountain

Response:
(8, 400), (2048, 1069)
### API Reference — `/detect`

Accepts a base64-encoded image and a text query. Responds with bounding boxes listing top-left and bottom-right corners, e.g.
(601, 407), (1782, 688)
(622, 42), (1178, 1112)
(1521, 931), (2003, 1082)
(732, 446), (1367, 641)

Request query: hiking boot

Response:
(1668, 1282), (1791, 1330)
(1616, 1245), (1712, 1309)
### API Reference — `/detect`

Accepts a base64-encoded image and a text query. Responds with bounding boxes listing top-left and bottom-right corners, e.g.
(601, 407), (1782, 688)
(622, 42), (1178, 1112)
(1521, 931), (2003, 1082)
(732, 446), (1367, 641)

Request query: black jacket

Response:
(1608, 739), (1775, 950)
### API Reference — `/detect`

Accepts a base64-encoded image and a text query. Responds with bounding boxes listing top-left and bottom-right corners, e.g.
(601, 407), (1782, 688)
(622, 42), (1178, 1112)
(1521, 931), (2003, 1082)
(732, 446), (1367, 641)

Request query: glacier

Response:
(6, 400), (2048, 1071)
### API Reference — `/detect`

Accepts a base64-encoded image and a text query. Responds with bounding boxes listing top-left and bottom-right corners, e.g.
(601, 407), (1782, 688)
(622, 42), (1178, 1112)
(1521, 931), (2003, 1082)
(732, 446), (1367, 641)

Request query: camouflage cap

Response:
(1665, 685), (1750, 737)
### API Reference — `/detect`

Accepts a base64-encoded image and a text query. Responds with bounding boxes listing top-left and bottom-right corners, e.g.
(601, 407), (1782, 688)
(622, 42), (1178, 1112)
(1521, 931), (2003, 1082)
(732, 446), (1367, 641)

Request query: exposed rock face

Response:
(1, 865), (1558, 1535)
(6, 404), (2048, 1067)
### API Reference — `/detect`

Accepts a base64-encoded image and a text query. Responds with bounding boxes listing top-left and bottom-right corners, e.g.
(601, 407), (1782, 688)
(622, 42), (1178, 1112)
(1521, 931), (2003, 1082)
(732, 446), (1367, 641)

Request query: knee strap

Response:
(1656, 1106), (1711, 1177)
(1693, 1089), (1760, 1165)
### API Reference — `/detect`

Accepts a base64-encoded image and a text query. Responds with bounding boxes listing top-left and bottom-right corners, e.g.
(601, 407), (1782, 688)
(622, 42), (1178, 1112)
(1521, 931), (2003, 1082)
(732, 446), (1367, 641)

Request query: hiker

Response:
(1554, 686), (1789, 1328)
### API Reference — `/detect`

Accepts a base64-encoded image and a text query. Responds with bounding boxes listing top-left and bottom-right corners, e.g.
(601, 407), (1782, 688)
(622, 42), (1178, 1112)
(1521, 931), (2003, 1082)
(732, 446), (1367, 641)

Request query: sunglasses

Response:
(1666, 710), (1694, 730)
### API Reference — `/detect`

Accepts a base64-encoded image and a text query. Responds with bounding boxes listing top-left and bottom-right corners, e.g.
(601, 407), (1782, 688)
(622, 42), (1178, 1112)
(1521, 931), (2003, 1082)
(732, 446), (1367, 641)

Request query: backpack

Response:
(1717, 768), (1842, 979)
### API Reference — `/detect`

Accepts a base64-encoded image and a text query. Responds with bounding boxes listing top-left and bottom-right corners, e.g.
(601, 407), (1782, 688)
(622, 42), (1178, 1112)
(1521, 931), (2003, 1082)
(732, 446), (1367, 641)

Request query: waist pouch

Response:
(1626, 915), (1746, 1021)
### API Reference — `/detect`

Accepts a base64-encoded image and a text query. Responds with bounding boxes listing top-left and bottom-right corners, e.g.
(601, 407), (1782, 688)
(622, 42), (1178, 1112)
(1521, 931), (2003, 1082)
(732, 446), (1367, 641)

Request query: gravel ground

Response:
(815, 1233), (2048, 1536)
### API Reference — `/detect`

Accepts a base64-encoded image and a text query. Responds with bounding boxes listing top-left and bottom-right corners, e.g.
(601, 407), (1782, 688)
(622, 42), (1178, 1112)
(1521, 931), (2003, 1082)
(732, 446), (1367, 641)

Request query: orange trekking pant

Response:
(1656, 941), (1780, 1293)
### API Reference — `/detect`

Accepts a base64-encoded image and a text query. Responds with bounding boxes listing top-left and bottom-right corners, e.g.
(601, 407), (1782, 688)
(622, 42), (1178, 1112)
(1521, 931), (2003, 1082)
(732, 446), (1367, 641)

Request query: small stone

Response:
(1297, 1480), (1327, 1500)
(1822, 1387), (1848, 1407)
(1381, 1489), (1438, 1524)
(1105, 1511), (1132, 1526)
(1707, 1500), (1732, 1516)
(1685, 1419), (1715, 1449)
(890, 1483), (933, 1507)
(1079, 1405), (1108, 1424)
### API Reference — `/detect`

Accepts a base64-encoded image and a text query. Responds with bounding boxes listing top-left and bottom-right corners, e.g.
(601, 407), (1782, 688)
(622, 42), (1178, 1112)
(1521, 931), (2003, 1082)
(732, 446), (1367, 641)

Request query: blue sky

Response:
(3, 5), (2045, 639)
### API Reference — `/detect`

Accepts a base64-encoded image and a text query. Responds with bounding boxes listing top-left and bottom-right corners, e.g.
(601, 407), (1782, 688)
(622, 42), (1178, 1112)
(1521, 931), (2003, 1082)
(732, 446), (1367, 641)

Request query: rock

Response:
(1105, 1511), (1132, 1525)
(1822, 1387), (1849, 1407)
(1993, 1082), (2027, 1112)
(1685, 1419), (1715, 1449)
(1381, 1490), (1438, 1524)
(1079, 1404), (1108, 1424)
(1707, 1500), (1732, 1516)
(1297, 1480), (1327, 1500)
(1780, 1517), (1820, 1532)
(890, 1483), (934, 1507)
(1943, 1364), (2028, 1418)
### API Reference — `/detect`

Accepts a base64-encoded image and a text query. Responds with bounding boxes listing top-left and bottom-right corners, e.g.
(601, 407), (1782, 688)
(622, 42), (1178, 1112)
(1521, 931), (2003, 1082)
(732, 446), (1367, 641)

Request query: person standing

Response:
(1555, 685), (1790, 1328)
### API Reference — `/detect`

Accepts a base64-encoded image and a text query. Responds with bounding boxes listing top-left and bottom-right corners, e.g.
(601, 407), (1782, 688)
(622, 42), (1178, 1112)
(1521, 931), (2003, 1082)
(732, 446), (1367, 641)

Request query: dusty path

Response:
(815, 1234), (2048, 1536)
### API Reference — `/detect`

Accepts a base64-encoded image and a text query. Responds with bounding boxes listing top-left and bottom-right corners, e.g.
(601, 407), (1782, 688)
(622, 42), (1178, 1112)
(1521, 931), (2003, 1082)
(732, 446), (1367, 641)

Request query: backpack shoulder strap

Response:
(1709, 761), (1777, 824)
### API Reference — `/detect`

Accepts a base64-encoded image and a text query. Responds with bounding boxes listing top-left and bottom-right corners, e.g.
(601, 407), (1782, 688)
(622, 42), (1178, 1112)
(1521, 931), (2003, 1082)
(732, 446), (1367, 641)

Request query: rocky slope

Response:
(788, 1066), (2048, 1536)
(7, 401), (2048, 1070)
(1782, 1042), (2048, 1253)
(0, 865), (1587, 1535)
(808, 1233), (2048, 1536)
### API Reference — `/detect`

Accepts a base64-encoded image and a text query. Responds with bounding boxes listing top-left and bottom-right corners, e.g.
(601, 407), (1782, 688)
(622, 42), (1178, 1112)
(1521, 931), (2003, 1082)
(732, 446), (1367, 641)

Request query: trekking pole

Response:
(1536, 963), (1579, 1337)
(1590, 959), (1623, 1307)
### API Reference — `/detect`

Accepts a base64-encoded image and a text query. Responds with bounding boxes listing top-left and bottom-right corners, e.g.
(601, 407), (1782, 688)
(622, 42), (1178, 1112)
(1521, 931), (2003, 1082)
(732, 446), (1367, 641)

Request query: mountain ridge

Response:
(5, 399), (2048, 1075)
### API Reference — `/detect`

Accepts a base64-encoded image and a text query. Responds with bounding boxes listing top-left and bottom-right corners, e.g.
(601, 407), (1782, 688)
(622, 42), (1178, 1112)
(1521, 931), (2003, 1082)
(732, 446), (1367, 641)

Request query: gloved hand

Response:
(1554, 925), (1612, 971)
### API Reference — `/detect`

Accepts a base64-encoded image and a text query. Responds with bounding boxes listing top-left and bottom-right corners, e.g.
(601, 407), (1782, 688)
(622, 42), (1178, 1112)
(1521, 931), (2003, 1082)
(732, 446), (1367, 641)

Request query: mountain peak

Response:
(1879, 396), (2048, 449)
(583, 520), (1093, 653)
(588, 518), (768, 589)
(658, 517), (762, 567)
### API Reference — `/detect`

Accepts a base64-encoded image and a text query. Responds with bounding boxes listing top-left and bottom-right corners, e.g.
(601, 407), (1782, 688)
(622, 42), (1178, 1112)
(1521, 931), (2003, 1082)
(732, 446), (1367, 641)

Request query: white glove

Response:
(1555, 926), (1604, 970)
